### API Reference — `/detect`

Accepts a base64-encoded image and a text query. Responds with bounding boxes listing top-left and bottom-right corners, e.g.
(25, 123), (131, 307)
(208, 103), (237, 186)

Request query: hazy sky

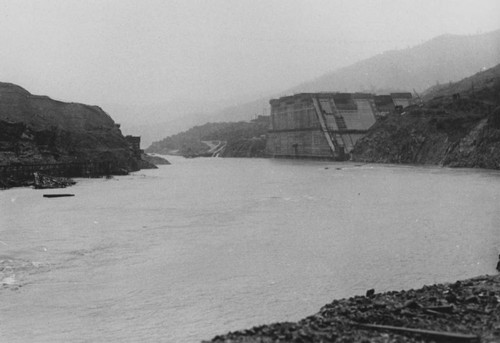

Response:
(0, 0), (499, 109)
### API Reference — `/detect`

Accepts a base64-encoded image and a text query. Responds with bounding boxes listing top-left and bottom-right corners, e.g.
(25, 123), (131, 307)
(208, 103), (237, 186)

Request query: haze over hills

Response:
(422, 63), (500, 101)
(136, 30), (500, 148)
(115, 89), (277, 147)
(212, 30), (500, 123)
(291, 30), (500, 94)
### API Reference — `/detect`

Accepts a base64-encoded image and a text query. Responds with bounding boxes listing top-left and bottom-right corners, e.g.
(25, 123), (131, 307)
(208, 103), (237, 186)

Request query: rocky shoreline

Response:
(0, 82), (167, 189)
(0, 152), (170, 190)
(204, 274), (500, 343)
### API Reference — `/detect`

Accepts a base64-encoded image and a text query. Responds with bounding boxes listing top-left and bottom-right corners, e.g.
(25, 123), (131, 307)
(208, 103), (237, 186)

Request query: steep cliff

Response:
(0, 82), (140, 171)
(351, 65), (500, 169)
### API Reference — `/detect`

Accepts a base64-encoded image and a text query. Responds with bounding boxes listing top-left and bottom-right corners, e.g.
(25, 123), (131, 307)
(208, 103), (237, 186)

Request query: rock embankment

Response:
(352, 105), (500, 169)
(0, 82), (156, 186)
(351, 104), (500, 169)
(137, 153), (171, 169)
(0, 82), (139, 169)
(351, 64), (500, 169)
(205, 274), (500, 343)
(141, 153), (171, 166)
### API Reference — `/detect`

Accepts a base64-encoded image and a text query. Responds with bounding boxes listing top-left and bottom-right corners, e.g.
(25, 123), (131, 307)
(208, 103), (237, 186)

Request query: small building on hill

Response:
(125, 135), (142, 158)
(266, 92), (413, 160)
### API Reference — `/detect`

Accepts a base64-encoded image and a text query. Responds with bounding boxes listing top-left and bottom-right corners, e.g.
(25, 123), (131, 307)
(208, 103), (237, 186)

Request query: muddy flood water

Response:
(1, 156), (499, 342)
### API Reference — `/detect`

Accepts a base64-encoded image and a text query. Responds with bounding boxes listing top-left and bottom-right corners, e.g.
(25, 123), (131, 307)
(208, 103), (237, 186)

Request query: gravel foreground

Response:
(203, 274), (500, 343)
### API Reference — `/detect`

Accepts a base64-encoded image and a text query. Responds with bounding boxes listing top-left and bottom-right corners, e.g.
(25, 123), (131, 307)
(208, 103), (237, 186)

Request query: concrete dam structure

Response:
(266, 92), (413, 160)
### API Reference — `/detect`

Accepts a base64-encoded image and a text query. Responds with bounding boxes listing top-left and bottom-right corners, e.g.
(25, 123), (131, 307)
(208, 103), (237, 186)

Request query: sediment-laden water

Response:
(1, 157), (499, 342)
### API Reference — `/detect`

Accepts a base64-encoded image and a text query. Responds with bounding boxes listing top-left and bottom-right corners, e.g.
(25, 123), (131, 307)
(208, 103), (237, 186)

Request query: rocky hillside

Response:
(422, 64), (500, 102)
(146, 118), (269, 158)
(0, 82), (141, 172)
(351, 64), (500, 169)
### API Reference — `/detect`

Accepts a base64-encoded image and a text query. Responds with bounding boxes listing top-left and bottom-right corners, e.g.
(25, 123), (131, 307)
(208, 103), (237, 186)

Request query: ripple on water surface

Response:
(1, 158), (500, 342)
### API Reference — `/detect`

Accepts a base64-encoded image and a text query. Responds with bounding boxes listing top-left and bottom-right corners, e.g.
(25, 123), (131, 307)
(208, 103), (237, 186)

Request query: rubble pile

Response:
(33, 172), (75, 189)
(205, 274), (500, 343)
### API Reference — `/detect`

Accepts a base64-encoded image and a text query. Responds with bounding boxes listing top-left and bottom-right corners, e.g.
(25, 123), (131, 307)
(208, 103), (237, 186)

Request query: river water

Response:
(1, 156), (499, 342)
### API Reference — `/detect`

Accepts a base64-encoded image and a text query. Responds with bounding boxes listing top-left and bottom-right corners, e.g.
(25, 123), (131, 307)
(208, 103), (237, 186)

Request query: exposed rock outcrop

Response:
(351, 64), (500, 169)
(141, 153), (171, 166)
(0, 82), (141, 172)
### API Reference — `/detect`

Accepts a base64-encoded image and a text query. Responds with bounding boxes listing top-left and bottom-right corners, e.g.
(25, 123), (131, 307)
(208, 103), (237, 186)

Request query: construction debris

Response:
(205, 274), (500, 342)
(33, 172), (75, 189)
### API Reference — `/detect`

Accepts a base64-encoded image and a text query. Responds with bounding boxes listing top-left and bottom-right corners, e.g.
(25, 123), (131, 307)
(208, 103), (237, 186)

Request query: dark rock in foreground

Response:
(204, 274), (500, 342)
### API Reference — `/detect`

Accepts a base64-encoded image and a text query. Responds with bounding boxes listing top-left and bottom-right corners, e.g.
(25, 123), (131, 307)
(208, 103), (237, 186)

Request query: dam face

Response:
(266, 92), (412, 160)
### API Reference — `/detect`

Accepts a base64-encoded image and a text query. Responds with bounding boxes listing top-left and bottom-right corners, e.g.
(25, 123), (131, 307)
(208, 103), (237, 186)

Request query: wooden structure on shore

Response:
(266, 92), (412, 160)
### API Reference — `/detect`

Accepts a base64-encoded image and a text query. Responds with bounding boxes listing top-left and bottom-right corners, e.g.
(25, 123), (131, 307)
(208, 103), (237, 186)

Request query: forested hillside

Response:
(146, 119), (269, 157)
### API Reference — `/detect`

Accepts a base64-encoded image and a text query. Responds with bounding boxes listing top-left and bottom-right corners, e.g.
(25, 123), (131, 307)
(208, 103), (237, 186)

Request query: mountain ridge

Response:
(144, 30), (500, 148)
(290, 29), (500, 94)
